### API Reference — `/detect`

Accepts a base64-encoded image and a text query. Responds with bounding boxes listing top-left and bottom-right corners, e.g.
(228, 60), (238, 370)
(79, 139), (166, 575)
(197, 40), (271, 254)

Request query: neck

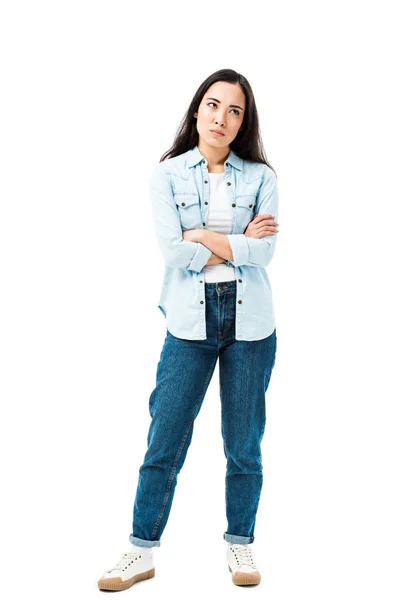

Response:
(197, 139), (230, 170)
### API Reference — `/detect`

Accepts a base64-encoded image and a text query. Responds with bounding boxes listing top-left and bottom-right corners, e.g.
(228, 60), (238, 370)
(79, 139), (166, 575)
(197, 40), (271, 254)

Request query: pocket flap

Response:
(174, 193), (199, 208)
(235, 194), (256, 209)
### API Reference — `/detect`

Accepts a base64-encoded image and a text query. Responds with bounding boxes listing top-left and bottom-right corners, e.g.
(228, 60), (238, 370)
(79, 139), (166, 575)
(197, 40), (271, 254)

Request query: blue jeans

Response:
(129, 279), (277, 547)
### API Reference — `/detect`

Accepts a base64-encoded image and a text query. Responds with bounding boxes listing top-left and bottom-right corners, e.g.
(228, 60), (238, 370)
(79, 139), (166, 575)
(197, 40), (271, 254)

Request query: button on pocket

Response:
(234, 194), (256, 230)
(174, 193), (201, 230)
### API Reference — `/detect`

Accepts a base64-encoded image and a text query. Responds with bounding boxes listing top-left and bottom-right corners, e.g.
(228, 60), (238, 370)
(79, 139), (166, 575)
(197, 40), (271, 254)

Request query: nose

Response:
(214, 112), (226, 127)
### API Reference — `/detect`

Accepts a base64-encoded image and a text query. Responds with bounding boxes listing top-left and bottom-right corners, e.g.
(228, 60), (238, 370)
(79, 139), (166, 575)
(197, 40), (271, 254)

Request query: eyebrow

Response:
(206, 97), (244, 111)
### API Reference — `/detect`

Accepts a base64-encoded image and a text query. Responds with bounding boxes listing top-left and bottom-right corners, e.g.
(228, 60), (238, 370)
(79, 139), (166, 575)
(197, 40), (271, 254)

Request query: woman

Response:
(98, 68), (279, 590)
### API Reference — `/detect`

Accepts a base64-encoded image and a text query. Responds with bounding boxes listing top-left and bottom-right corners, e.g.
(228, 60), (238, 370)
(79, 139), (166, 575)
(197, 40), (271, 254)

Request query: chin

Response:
(204, 134), (229, 146)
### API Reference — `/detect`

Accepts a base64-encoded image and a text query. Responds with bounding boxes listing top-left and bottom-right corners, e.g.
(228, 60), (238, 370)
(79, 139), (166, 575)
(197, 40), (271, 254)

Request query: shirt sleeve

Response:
(225, 166), (279, 268)
(150, 165), (212, 273)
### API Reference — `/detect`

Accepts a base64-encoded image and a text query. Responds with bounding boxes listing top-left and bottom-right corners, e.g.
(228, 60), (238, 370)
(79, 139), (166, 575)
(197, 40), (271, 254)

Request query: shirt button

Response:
(202, 159), (205, 163)
(205, 201), (208, 205)
(238, 300), (242, 304)
(249, 204), (253, 208)
(238, 279), (242, 283)
(200, 300), (204, 304)
(181, 202), (185, 206)
(232, 203), (236, 207)
(199, 280), (203, 283)
(203, 222), (206, 226)
(204, 180), (208, 184)
(227, 182), (231, 186)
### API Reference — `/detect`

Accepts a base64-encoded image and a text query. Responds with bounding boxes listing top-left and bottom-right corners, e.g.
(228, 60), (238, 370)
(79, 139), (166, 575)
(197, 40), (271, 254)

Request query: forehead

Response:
(203, 81), (245, 106)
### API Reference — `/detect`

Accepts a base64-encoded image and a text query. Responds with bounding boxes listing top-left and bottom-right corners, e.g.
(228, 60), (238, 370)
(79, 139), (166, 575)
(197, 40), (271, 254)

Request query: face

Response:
(193, 81), (246, 149)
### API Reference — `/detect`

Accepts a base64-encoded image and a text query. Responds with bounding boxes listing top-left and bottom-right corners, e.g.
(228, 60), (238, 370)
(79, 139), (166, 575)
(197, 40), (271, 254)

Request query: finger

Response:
(255, 223), (279, 232)
(253, 213), (274, 223)
(256, 222), (279, 230)
(254, 215), (277, 225)
(259, 227), (279, 235)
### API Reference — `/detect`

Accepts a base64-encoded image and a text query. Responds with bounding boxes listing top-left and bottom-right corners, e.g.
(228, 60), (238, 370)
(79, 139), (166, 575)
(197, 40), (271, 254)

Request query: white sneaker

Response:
(97, 547), (155, 591)
(226, 543), (261, 586)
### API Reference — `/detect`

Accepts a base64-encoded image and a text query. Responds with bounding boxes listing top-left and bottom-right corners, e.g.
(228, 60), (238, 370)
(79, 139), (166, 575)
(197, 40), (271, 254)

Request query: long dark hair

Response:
(159, 68), (276, 177)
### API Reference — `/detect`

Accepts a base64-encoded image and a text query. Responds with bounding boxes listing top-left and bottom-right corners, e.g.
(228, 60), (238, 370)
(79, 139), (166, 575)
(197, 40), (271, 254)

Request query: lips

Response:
(210, 129), (225, 136)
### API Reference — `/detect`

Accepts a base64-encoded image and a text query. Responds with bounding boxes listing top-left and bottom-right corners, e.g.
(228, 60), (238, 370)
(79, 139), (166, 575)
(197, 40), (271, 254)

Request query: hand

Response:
(244, 214), (279, 238)
(182, 229), (203, 243)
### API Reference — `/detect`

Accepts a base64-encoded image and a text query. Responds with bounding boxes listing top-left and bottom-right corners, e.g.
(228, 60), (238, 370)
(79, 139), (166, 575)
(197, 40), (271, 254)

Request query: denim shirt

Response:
(150, 144), (279, 341)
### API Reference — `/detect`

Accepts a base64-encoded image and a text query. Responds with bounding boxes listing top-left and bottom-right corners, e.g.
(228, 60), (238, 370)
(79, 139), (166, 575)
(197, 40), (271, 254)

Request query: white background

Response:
(1, 1), (399, 598)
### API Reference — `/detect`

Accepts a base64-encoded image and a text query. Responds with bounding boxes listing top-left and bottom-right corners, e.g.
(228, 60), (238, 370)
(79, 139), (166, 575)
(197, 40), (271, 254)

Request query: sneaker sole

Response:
(228, 565), (261, 585)
(97, 567), (155, 591)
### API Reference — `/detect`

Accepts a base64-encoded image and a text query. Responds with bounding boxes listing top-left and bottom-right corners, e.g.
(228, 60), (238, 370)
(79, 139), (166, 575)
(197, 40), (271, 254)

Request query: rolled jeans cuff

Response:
(129, 534), (161, 547)
(223, 531), (254, 544)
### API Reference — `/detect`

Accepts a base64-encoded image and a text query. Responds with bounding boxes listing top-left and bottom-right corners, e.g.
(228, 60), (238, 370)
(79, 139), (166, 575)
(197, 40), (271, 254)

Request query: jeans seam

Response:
(219, 367), (229, 513)
(151, 354), (218, 539)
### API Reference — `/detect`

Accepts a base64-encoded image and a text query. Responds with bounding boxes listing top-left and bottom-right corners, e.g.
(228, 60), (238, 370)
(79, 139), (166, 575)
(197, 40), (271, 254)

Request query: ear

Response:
(194, 112), (198, 118)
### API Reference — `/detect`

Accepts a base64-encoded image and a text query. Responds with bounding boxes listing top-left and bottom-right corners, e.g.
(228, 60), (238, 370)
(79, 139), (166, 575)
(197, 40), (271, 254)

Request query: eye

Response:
(207, 102), (240, 116)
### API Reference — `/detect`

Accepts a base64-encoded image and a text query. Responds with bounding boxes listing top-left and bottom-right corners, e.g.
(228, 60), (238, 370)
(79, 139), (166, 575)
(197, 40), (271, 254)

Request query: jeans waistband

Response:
(204, 280), (237, 296)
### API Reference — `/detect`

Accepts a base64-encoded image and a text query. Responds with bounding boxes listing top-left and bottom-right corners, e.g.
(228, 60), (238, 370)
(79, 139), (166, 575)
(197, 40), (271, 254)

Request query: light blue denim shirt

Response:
(150, 144), (279, 341)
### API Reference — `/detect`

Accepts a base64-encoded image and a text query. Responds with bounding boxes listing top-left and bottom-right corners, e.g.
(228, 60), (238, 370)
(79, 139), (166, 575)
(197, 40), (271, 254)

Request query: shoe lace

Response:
(108, 550), (142, 572)
(231, 544), (256, 568)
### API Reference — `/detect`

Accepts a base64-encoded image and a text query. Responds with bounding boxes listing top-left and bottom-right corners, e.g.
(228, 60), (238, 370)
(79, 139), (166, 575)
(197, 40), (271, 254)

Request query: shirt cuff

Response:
(187, 242), (212, 273)
(226, 234), (249, 266)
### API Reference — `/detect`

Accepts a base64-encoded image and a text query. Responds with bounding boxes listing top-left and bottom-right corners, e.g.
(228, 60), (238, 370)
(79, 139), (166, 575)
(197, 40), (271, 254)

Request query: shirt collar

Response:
(187, 144), (243, 171)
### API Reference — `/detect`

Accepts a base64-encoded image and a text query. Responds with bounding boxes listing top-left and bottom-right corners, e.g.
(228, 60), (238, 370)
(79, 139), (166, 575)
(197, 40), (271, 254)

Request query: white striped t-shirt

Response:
(202, 172), (236, 283)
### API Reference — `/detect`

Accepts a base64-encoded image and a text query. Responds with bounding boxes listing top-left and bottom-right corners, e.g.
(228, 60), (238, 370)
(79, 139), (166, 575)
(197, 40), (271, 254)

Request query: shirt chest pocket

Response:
(174, 193), (202, 230)
(235, 194), (256, 230)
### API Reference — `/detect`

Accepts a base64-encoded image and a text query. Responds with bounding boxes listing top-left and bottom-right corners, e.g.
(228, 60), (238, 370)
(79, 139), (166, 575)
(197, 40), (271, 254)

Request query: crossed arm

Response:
(183, 172), (279, 268)
(183, 230), (233, 265)
(150, 164), (278, 271)
(206, 252), (227, 266)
